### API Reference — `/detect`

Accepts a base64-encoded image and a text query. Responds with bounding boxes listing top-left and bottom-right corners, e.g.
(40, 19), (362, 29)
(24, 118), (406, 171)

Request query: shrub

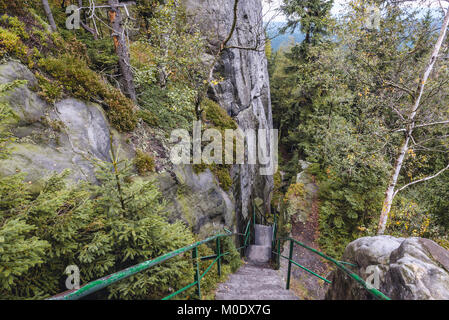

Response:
(138, 84), (195, 131)
(39, 54), (137, 131)
(0, 27), (29, 62)
(210, 165), (232, 192)
(201, 98), (237, 131)
(137, 109), (158, 127)
(34, 71), (63, 103)
(135, 150), (155, 176)
(0, 160), (196, 299)
(0, 15), (28, 40)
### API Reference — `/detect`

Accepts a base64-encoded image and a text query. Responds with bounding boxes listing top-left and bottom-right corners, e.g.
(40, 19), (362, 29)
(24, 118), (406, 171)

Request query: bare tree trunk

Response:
(377, 136), (410, 234)
(42, 0), (57, 32)
(377, 7), (449, 235)
(108, 0), (137, 102)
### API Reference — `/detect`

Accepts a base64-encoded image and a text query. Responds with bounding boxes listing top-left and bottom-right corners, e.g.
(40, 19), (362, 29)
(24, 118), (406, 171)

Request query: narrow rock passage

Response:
(215, 224), (299, 300)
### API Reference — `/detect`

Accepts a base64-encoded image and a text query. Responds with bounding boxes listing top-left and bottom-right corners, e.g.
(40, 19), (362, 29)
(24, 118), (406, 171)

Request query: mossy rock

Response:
(201, 98), (237, 130)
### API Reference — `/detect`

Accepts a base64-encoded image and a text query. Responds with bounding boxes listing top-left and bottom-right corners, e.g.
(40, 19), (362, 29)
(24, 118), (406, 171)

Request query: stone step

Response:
(215, 263), (299, 300)
(246, 245), (271, 264)
(231, 266), (277, 275)
(215, 292), (297, 300)
(254, 224), (273, 246)
(216, 282), (285, 292)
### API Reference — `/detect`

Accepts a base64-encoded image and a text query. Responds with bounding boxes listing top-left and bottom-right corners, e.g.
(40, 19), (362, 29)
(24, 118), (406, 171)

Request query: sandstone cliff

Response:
(0, 0), (274, 237)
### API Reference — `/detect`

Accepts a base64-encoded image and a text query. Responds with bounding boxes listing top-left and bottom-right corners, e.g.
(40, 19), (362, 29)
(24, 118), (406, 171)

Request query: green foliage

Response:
(39, 54), (137, 131)
(192, 237), (242, 300)
(130, 0), (207, 131)
(0, 160), (243, 299)
(79, 34), (119, 81)
(210, 164), (232, 192)
(135, 0), (162, 24)
(137, 83), (195, 131)
(0, 15), (29, 40)
(221, 236), (242, 273)
(0, 26), (29, 63)
(0, 7), (136, 132)
(0, 156), (198, 299)
(281, 0), (334, 46)
(193, 98), (237, 192)
(34, 71), (63, 103)
(271, 1), (449, 257)
(0, 80), (27, 159)
(137, 109), (159, 127)
(201, 98), (237, 131)
(134, 149), (155, 176)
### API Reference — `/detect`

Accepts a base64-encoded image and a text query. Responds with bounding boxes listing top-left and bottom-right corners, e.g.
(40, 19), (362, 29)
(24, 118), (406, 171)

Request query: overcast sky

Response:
(262, 0), (349, 22)
(262, 0), (444, 22)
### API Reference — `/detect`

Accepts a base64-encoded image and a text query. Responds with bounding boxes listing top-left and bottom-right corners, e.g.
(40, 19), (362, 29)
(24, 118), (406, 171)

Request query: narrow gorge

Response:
(1, 0), (449, 302)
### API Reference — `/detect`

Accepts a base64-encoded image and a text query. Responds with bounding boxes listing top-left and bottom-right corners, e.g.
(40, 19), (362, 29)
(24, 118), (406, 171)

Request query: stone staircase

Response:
(215, 224), (299, 300)
(246, 225), (273, 264)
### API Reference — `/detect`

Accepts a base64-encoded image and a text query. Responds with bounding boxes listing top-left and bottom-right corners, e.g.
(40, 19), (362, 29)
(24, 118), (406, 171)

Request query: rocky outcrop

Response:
(0, 60), (235, 233)
(155, 165), (236, 237)
(325, 236), (449, 300)
(0, 0), (274, 236)
(0, 61), (132, 188)
(184, 0), (274, 222)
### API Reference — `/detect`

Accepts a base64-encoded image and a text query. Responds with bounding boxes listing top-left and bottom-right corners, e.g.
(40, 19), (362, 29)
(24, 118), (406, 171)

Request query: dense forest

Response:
(270, 0), (449, 257)
(0, 0), (448, 301)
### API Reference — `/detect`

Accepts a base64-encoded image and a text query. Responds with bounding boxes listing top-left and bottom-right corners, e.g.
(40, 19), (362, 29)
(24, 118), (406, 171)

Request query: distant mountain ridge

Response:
(266, 21), (305, 51)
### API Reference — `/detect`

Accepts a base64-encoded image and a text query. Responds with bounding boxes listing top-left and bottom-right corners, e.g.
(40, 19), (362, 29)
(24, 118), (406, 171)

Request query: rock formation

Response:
(325, 236), (449, 300)
(0, 0), (274, 236)
(184, 0), (275, 223)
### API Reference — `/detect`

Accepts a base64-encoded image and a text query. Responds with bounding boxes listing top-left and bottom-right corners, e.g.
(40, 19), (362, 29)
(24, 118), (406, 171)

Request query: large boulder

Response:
(155, 165), (235, 237)
(325, 236), (449, 300)
(0, 61), (132, 187)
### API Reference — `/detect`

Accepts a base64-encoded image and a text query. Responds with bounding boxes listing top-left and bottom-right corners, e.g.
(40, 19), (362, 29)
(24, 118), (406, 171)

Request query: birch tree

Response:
(377, 4), (449, 235)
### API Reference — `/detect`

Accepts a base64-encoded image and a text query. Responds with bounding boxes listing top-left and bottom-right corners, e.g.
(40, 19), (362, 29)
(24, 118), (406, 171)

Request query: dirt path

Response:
(278, 177), (332, 300)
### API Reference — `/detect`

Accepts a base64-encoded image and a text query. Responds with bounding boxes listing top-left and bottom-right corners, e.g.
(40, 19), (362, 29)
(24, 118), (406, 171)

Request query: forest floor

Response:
(278, 177), (332, 300)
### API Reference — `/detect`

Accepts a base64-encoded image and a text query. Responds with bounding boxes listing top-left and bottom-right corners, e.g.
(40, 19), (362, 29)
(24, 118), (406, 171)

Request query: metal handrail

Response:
(253, 201), (270, 226)
(272, 237), (391, 300)
(49, 218), (253, 300)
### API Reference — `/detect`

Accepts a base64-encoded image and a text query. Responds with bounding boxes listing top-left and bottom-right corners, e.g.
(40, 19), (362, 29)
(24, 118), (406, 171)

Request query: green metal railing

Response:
(48, 200), (390, 301)
(271, 208), (390, 300)
(253, 201), (269, 226)
(49, 219), (252, 300)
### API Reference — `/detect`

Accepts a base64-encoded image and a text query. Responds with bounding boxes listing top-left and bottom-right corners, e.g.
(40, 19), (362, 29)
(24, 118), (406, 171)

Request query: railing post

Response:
(216, 237), (221, 277)
(277, 239), (281, 269)
(253, 201), (256, 226)
(273, 211), (277, 248)
(286, 239), (294, 290)
(192, 246), (201, 299)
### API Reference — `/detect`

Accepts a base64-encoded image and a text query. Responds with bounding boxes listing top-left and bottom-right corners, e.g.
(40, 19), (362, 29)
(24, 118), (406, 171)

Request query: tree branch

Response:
(394, 119), (449, 132)
(394, 162), (449, 197)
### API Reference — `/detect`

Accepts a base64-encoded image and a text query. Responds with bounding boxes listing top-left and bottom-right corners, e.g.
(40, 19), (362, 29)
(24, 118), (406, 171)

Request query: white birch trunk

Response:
(377, 7), (449, 235)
